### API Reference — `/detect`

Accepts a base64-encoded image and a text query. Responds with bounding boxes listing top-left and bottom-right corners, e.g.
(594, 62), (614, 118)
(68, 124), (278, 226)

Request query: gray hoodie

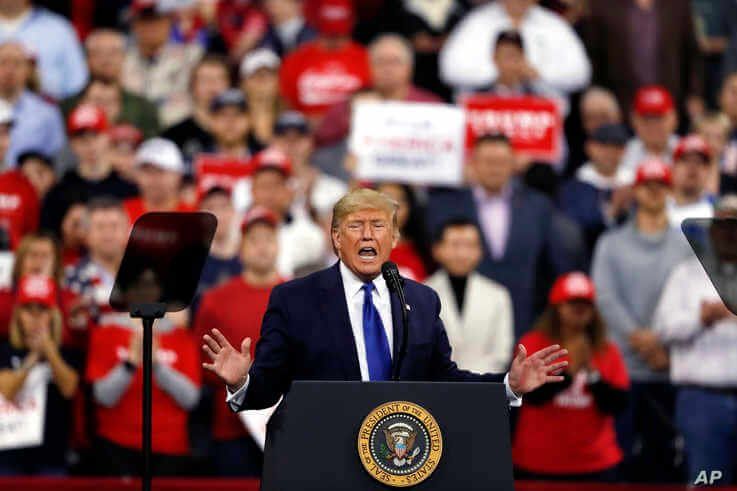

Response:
(592, 220), (692, 382)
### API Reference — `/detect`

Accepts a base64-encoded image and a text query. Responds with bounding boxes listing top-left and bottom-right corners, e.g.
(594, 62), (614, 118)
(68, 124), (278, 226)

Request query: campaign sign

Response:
(195, 154), (253, 198)
(349, 102), (465, 186)
(463, 95), (562, 161)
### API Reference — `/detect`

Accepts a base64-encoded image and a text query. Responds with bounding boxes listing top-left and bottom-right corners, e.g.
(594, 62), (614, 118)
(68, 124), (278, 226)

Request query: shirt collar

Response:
(339, 260), (389, 300)
(576, 162), (634, 190)
(472, 183), (513, 203)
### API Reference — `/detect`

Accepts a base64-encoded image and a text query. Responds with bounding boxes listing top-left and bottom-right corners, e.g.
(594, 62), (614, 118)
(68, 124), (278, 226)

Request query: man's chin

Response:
(351, 260), (382, 279)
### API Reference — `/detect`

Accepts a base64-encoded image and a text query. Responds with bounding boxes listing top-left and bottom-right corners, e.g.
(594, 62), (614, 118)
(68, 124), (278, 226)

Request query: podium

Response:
(262, 381), (515, 491)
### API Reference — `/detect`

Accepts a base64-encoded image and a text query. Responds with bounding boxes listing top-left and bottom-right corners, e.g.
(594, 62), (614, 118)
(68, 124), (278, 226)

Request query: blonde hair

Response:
(331, 188), (400, 238)
(9, 305), (63, 350)
(12, 234), (63, 286)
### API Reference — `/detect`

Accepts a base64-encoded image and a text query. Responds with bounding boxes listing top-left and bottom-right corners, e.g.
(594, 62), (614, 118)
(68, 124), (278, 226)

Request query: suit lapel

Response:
(319, 262), (361, 380)
(501, 187), (524, 262)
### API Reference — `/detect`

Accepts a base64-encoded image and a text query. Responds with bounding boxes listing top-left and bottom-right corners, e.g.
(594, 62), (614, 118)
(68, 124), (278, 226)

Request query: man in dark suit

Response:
(426, 134), (580, 338)
(203, 188), (568, 411)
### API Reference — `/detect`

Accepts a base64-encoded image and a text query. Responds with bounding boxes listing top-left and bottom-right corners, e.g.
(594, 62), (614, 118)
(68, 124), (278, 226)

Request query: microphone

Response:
(381, 261), (404, 294)
(381, 261), (408, 381)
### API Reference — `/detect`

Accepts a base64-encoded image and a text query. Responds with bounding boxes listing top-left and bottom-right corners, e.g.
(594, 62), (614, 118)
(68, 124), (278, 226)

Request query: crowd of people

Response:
(0, 0), (735, 485)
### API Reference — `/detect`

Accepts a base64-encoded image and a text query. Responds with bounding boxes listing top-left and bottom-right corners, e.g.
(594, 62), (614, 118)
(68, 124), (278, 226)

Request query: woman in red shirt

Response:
(86, 316), (201, 476)
(513, 272), (629, 481)
(376, 183), (432, 281)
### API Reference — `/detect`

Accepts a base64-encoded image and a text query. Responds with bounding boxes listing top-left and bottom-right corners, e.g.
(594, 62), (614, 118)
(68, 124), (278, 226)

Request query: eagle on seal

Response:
(384, 422), (419, 466)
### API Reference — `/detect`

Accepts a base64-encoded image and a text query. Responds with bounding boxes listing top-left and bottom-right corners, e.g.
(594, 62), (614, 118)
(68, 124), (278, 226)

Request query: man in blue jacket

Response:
(426, 134), (579, 338)
(202, 188), (567, 411)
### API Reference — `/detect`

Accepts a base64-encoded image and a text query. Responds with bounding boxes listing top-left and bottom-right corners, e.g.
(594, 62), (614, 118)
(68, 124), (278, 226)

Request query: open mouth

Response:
(358, 247), (377, 260)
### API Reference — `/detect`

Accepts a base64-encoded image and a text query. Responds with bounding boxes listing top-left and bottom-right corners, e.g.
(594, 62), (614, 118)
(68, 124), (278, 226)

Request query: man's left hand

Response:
(508, 344), (568, 395)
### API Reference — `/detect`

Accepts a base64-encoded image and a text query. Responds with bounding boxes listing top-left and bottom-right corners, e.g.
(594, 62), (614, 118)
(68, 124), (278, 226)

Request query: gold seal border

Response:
(357, 400), (443, 488)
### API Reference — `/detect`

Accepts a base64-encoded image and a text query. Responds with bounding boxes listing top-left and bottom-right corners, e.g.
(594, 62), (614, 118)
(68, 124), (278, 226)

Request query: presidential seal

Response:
(357, 401), (443, 487)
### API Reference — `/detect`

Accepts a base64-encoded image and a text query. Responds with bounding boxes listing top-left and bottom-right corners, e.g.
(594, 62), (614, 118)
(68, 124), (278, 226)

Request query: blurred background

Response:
(0, 0), (735, 487)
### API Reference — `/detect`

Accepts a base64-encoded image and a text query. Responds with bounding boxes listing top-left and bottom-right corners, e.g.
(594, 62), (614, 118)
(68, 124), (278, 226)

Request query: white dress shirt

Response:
(576, 162), (635, 190)
(653, 257), (737, 387)
(666, 196), (714, 228)
(339, 261), (395, 379)
(439, 2), (591, 94)
(620, 135), (678, 173)
(473, 185), (512, 260)
(226, 261), (522, 410)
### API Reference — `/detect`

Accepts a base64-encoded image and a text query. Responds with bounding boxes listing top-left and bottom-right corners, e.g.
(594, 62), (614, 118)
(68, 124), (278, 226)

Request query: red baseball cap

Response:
(673, 134), (712, 162)
(197, 183), (232, 208)
(240, 205), (279, 234)
(68, 104), (108, 135)
(108, 124), (144, 148)
(130, 0), (160, 16)
(633, 85), (674, 117)
(549, 272), (596, 305)
(16, 275), (57, 308)
(316, 0), (354, 37)
(634, 158), (672, 186)
(251, 147), (293, 177)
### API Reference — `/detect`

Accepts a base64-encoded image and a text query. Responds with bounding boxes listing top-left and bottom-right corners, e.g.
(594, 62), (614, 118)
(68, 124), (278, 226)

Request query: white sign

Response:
(0, 363), (50, 450)
(349, 102), (465, 186)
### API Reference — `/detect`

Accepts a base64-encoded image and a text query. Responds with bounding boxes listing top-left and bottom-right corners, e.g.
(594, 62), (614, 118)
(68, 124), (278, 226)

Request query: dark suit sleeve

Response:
(240, 285), (294, 410)
(428, 290), (505, 383)
(551, 210), (587, 271)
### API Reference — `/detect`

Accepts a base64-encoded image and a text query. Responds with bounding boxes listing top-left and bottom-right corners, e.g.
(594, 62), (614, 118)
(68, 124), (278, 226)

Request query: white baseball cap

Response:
(135, 137), (184, 173)
(0, 99), (13, 126)
(239, 49), (280, 78)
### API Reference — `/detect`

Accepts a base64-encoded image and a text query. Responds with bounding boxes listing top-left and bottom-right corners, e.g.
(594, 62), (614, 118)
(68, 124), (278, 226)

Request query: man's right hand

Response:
(202, 329), (252, 392)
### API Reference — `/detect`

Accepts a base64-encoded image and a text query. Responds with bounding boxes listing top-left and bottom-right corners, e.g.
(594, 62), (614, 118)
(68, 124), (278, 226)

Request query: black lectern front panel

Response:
(262, 381), (514, 491)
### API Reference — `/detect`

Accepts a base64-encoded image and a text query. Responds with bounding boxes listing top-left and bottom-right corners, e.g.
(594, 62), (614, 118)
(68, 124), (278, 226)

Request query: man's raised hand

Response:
(202, 329), (252, 391)
(508, 344), (568, 396)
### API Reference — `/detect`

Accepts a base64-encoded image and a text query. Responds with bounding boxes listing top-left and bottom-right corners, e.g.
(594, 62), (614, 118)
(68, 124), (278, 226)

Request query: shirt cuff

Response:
(225, 375), (250, 412)
(504, 373), (523, 407)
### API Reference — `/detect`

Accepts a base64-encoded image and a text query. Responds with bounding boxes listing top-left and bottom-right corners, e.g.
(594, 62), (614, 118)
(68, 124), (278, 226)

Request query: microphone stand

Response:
(392, 282), (409, 381)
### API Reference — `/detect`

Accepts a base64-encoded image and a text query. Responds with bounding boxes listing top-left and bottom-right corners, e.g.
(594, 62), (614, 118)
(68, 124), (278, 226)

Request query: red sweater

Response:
(193, 276), (279, 441)
(390, 241), (428, 282)
(512, 330), (629, 474)
(86, 324), (201, 455)
(0, 170), (39, 250)
(279, 40), (370, 117)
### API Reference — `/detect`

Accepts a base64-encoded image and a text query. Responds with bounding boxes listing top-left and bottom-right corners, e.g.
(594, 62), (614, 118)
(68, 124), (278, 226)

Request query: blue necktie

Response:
(362, 282), (392, 381)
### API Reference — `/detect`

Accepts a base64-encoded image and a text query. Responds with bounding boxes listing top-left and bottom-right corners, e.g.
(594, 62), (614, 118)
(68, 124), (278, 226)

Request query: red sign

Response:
(463, 95), (562, 161)
(194, 154), (253, 198)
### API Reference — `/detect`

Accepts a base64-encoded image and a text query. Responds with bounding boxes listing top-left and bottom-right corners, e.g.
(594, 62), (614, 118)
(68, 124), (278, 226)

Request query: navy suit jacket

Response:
(240, 263), (505, 410)
(426, 183), (579, 338)
(558, 179), (611, 254)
